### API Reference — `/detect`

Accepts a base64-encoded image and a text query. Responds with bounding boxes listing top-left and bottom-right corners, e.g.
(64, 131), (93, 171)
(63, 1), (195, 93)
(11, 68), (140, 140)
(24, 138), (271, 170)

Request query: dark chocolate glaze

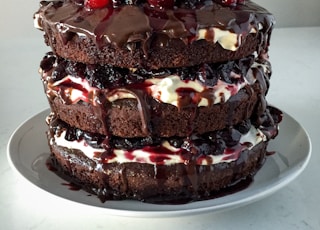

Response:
(35, 0), (275, 64)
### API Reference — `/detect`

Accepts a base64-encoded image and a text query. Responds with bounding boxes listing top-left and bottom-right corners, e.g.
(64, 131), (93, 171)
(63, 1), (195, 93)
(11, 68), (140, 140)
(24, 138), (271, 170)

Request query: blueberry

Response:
(212, 138), (226, 155)
(64, 127), (79, 142)
(235, 119), (251, 134)
(40, 52), (56, 72)
(206, 133), (226, 155)
(197, 64), (218, 87)
(175, 66), (198, 81)
(83, 131), (103, 148)
(194, 140), (212, 155)
(219, 128), (241, 147)
(168, 138), (184, 148)
(66, 61), (86, 79)
(51, 59), (67, 81)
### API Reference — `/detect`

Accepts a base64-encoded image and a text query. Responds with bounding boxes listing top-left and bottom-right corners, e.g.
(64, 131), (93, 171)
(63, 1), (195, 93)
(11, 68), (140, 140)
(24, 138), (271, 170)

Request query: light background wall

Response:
(255, 0), (320, 27)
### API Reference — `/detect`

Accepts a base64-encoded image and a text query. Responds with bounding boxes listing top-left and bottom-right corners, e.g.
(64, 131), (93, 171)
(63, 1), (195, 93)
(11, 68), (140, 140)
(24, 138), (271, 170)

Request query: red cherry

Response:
(147, 0), (174, 9)
(218, 0), (245, 6)
(85, 0), (109, 9)
(221, 0), (237, 6)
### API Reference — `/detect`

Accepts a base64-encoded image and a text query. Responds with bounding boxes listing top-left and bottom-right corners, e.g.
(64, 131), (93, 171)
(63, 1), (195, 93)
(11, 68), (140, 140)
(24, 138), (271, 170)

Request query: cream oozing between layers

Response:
(44, 60), (269, 107)
(196, 26), (259, 51)
(47, 74), (245, 106)
(51, 125), (267, 166)
(146, 75), (247, 107)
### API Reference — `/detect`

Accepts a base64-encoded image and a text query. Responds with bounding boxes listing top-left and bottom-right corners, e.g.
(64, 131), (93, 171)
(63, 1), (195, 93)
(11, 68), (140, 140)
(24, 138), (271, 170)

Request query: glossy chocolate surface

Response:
(35, 0), (275, 54)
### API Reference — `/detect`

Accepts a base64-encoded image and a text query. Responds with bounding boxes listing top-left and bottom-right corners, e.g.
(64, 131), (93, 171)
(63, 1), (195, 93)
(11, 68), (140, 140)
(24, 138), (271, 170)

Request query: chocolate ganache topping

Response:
(34, 0), (275, 68)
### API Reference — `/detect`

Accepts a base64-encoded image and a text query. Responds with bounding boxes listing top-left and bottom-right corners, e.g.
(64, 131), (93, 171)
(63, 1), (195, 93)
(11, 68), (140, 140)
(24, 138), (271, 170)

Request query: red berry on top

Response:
(221, 0), (237, 6)
(85, 0), (109, 9)
(218, 0), (245, 6)
(147, 0), (174, 9)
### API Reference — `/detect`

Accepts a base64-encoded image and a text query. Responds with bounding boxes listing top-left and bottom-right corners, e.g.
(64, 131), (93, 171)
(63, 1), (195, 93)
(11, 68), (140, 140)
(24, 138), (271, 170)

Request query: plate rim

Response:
(6, 107), (312, 218)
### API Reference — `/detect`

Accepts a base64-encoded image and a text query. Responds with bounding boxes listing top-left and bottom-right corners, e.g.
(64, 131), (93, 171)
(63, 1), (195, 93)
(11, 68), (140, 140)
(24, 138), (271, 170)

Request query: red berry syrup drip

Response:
(93, 7), (115, 48)
(85, 0), (110, 9)
(216, 0), (246, 6)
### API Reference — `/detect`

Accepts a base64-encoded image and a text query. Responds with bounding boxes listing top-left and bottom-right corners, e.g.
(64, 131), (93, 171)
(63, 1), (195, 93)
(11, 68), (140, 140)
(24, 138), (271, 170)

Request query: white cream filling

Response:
(146, 75), (247, 106)
(33, 13), (43, 30)
(197, 26), (257, 51)
(197, 28), (240, 51)
(46, 60), (269, 108)
(47, 72), (250, 107)
(53, 126), (266, 166)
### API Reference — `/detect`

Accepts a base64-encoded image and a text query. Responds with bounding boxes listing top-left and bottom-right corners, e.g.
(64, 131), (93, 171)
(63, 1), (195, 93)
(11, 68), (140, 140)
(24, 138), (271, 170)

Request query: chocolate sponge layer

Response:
(48, 131), (267, 203)
(49, 86), (259, 137)
(44, 32), (259, 69)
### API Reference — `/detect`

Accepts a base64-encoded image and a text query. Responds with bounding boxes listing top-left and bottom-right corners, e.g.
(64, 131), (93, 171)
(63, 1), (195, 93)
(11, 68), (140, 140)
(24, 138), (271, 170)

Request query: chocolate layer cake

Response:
(34, 0), (282, 203)
(34, 0), (275, 69)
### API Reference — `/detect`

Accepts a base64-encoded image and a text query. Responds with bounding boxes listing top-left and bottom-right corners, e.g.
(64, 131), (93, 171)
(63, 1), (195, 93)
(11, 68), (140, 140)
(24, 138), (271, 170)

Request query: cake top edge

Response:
(34, 0), (275, 46)
(38, 0), (272, 10)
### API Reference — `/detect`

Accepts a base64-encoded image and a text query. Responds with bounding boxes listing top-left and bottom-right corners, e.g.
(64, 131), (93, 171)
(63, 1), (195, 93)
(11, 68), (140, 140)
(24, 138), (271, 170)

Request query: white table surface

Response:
(1, 26), (319, 229)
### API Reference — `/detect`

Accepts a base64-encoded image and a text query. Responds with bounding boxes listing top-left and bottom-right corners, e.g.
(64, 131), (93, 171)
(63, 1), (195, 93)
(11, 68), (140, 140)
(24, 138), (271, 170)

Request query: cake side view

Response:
(34, 0), (282, 203)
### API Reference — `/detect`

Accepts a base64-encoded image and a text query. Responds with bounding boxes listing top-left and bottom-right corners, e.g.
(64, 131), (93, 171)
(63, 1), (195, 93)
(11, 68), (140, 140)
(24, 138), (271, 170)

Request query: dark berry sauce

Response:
(41, 52), (255, 90)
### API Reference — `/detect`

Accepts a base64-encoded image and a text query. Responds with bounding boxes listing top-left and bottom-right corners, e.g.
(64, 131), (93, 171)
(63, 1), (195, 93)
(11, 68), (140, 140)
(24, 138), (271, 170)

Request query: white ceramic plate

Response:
(7, 108), (311, 217)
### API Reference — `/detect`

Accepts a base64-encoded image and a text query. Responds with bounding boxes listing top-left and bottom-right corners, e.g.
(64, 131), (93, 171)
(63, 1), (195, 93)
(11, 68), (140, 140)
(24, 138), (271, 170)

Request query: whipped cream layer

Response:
(196, 27), (258, 51)
(147, 76), (247, 107)
(46, 74), (247, 107)
(44, 58), (269, 108)
(52, 125), (267, 166)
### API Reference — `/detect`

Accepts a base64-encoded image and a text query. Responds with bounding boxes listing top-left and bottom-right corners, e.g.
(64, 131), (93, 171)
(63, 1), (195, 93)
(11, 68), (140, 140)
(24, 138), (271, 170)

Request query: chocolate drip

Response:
(93, 7), (115, 48)
(251, 61), (270, 126)
(184, 160), (200, 198)
(96, 86), (153, 155)
(243, 84), (255, 118)
(131, 89), (152, 136)
(109, 88), (152, 136)
(94, 92), (111, 145)
(35, 0), (275, 55)
(119, 165), (129, 192)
